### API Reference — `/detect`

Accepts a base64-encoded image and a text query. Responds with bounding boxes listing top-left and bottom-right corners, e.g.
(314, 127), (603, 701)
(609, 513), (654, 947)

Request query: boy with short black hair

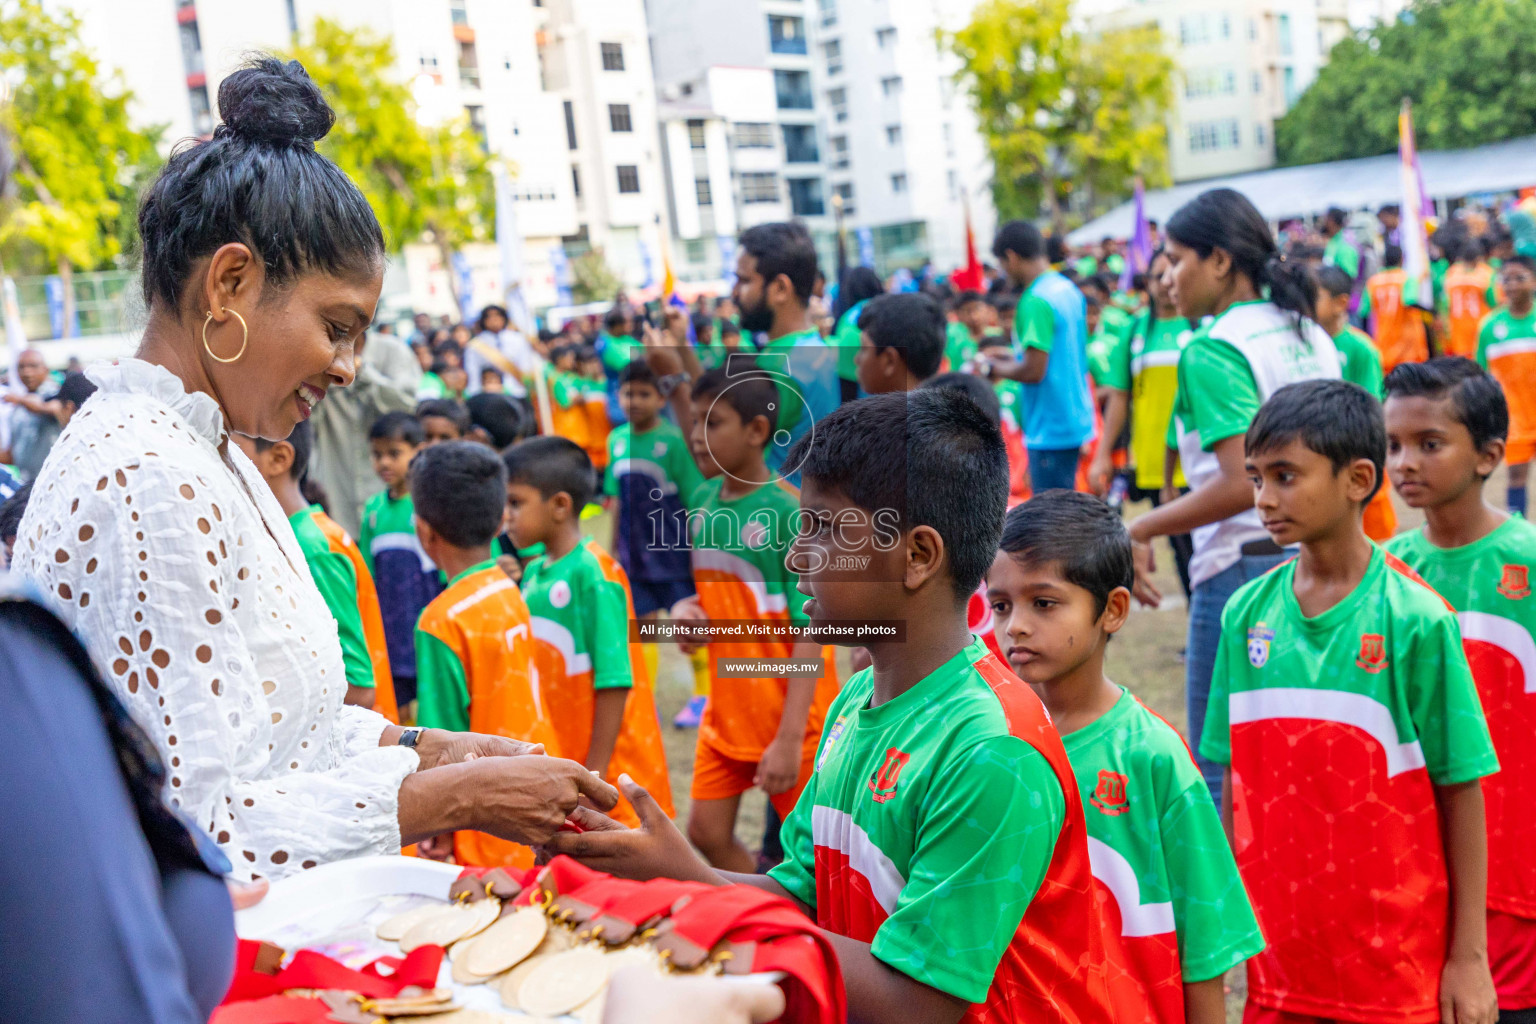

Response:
(360, 411), (440, 711)
(605, 361), (702, 621)
(411, 440), (548, 869)
(550, 388), (1115, 1024)
(1204, 377), (1499, 1024)
(236, 422), (397, 721)
(416, 397), (471, 446)
(1384, 357), (1536, 1023)
(670, 365), (838, 872)
(990, 490), (1262, 1024)
(1477, 254), (1536, 514)
(501, 436), (673, 827)
(853, 292), (946, 394)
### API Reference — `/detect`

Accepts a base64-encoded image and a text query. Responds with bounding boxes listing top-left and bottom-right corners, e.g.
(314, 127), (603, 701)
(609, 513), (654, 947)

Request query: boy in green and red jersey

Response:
(234, 423), (398, 722)
(550, 388), (1115, 1024)
(1384, 358), (1536, 1023)
(672, 366), (838, 873)
(1204, 378), (1500, 1024)
(412, 442), (551, 871)
(989, 490), (1262, 1024)
(501, 436), (674, 829)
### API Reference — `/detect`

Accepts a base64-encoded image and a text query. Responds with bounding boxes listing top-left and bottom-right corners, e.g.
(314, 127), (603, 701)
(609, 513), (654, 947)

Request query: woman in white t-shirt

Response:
(1127, 188), (1341, 797)
(466, 304), (540, 397)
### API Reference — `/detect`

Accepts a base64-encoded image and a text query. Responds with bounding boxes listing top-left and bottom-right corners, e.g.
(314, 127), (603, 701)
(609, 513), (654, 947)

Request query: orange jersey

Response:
(1479, 308), (1536, 454)
(548, 371), (590, 452)
(415, 561), (552, 870)
(690, 478), (839, 763)
(310, 509), (398, 724)
(521, 538), (673, 827)
(1364, 268), (1430, 371)
(1443, 263), (1500, 359)
(583, 385), (611, 470)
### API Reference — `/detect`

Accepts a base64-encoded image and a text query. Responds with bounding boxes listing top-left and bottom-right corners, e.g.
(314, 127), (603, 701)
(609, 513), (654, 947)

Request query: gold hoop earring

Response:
(202, 308), (248, 364)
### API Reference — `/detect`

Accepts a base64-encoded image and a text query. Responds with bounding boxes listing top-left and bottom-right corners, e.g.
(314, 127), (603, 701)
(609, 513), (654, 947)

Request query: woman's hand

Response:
(415, 729), (544, 770)
(399, 755), (619, 848)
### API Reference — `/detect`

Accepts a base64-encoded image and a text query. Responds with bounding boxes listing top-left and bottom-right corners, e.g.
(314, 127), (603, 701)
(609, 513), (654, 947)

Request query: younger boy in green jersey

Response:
(550, 389), (1116, 1024)
(1384, 358), (1536, 1022)
(359, 411), (440, 711)
(1204, 378), (1499, 1024)
(1315, 266), (1386, 398)
(501, 436), (673, 828)
(416, 398), (470, 447)
(1476, 256), (1536, 514)
(852, 293), (947, 395)
(989, 490), (1261, 1024)
(672, 366), (837, 872)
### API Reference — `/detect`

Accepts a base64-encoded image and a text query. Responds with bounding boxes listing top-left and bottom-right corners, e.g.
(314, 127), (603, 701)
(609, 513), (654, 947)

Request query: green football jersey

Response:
(1387, 515), (1536, 919)
(1201, 546), (1497, 1020)
(945, 320), (979, 372)
(833, 300), (870, 383)
(1332, 324), (1385, 399)
(289, 507), (372, 692)
(522, 539), (633, 694)
(1064, 688), (1263, 1019)
(768, 637), (1113, 1017)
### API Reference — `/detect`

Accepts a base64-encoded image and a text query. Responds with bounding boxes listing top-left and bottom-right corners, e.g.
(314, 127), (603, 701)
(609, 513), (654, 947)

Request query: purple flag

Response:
(1120, 178), (1153, 292)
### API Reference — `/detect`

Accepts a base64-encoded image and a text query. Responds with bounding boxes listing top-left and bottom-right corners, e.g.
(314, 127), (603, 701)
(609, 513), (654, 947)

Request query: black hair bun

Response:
(216, 57), (334, 147)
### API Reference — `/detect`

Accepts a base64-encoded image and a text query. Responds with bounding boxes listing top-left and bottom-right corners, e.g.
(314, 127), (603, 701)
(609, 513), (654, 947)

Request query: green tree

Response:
(0, 0), (162, 328)
(1277, 0), (1536, 165)
(569, 248), (620, 305)
(947, 0), (1175, 227)
(282, 17), (494, 301)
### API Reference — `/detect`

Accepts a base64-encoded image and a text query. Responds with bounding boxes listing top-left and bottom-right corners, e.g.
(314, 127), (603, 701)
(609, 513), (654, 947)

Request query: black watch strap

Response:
(399, 728), (422, 749)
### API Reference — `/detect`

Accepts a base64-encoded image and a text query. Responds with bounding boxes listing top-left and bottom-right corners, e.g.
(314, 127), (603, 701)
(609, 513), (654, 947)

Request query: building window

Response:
(450, 0), (468, 27)
(1188, 118), (1242, 152)
(458, 40), (480, 88)
(768, 15), (807, 55)
(734, 123), (775, 149)
(788, 177), (825, 216)
(687, 119), (707, 149)
(829, 134), (849, 170)
(1185, 66), (1238, 99)
(1179, 14), (1211, 45)
(1283, 66), (1297, 106)
(1220, 13), (1231, 37)
(179, 19), (204, 76)
(616, 165), (640, 193)
(890, 172), (908, 193)
(822, 39), (842, 76)
(1252, 71), (1262, 93)
(774, 70), (813, 110)
(741, 172), (780, 204)
(465, 104), (487, 148)
(818, 0), (837, 27)
(943, 122), (954, 155)
(600, 42), (624, 71)
(783, 124), (819, 163)
(1256, 123), (1267, 146)
(283, 0), (298, 35)
(947, 169), (960, 199)
(827, 86), (848, 122)
(189, 84), (213, 136)
(572, 165), (581, 197)
(885, 124), (902, 145)
(881, 76), (902, 96)
(563, 100), (577, 149)
(1278, 13), (1293, 55)
(609, 103), (633, 132)
(875, 26), (896, 48)
(832, 181), (855, 213)
(695, 178), (713, 206)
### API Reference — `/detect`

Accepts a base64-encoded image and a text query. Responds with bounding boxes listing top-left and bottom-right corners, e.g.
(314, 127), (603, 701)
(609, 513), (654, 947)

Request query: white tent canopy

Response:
(1067, 134), (1536, 245)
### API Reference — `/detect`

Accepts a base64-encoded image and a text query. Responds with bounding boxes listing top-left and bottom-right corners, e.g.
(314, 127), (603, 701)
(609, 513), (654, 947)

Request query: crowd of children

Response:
(12, 193), (1532, 1024)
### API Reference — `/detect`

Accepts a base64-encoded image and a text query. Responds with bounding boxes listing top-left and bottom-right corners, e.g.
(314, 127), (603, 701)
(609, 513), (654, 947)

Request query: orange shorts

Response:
(691, 739), (816, 819)
(1507, 438), (1536, 466)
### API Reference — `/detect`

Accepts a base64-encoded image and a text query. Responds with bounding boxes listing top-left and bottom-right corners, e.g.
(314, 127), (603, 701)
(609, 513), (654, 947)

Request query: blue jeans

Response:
(1186, 550), (1290, 801)
(1028, 446), (1080, 493)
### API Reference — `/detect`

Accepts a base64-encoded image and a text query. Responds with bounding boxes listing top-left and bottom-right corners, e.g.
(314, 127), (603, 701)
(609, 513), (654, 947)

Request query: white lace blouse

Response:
(13, 359), (419, 881)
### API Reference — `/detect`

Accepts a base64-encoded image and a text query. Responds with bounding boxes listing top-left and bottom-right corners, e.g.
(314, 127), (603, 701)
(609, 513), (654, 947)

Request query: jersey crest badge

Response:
(817, 715), (847, 771)
(1247, 624), (1274, 668)
(867, 747), (910, 804)
(1090, 770), (1131, 816)
(1356, 633), (1388, 673)
(1498, 564), (1531, 600)
(549, 580), (572, 609)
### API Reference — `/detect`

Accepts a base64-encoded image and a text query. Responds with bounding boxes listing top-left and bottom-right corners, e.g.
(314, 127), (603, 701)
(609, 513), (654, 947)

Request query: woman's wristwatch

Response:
(397, 728), (422, 749)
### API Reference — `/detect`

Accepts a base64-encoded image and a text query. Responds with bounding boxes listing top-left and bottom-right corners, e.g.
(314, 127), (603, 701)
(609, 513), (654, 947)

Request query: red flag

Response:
(951, 198), (985, 292)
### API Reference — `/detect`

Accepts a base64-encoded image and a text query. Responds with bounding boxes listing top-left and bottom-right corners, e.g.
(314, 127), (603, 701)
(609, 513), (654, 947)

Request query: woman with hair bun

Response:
(13, 57), (616, 881)
(1125, 188), (1343, 799)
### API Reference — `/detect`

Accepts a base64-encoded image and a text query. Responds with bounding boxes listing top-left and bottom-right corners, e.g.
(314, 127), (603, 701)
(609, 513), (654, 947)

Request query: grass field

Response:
(632, 480), (1440, 1023)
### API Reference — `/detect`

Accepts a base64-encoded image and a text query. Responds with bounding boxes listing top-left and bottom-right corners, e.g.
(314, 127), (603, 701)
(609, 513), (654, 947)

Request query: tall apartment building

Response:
(813, 0), (996, 272)
(50, 0), (669, 306)
(1084, 0), (1355, 182)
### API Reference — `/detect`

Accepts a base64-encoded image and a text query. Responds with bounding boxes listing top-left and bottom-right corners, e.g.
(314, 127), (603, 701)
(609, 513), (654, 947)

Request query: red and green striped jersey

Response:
(1064, 688), (1263, 1023)
(1201, 546), (1499, 1022)
(1388, 516), (1536, 920)
(768, 637), (1113, 1022)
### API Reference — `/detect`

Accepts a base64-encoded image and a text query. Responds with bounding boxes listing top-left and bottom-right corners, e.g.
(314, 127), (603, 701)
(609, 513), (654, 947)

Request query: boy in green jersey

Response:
(1315, 266), (1385, 398)
(988, 490), (1261, 1024)
(1383, 359), (1536, 1021)
(852, 293), (947, 395)
(1204, 378), (1499, 1023)
(359, 411), (440, 711)
(415, 397), (469, 447)
(1476, 256), (1536, 515)
(550, 389), (1116, 1024)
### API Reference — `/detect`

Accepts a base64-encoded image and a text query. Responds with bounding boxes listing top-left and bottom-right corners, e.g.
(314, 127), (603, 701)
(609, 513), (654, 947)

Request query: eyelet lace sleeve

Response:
(14, 382), (419, 881)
